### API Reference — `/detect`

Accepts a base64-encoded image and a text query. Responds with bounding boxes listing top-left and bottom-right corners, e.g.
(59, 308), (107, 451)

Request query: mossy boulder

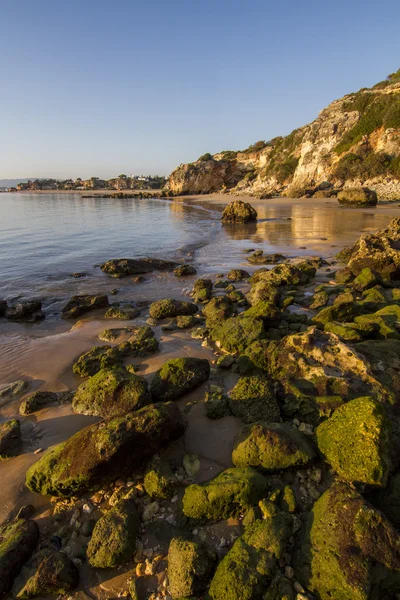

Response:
(168, 537), (216, 598)
(101, 257), (178, 277)
(5, 301), (44, 323)
(72, 344), (118, 377)
(352, 267), (380, 292)
(354, 310), (400, 339)
(221, 200), (257, 223)
(61, 294), (109, 319)
(247, 251), (285, 265)
(26, 402), (186, 497)
(173, 264), (197, 277)
(72, 367), (150, 417)
(310, 290), (329, 309)
(19, 391), (58, 415)
(227, 269), (250, 281)
(202, 296), (236, 328)
(250, 263), (316, 288)
(0, 419), (22, 459)
(211, 316), (265, 354)
(144, 457), (176, 499)
(246, 281), (280, 306)
(293, 482), (400, 600)
(316, 396), (391, 486)
(0, 519), (40, 598)
(182, 467), (268, 522)
(149, 299), (198, 319)
(335, 267), (354, 284)
(372, 473), (400, 527)
(360, 287), (388, 312)
(208, 514), (292, 600)
(104, 305), (140, 319)
(192, 279), (213, 302)
(240, 301), (281, 326)
(228, 376), (280, 424)
(205, 390), (231, 419)
(232, 422), (315, 471)
(323, 321), (363, 342)
(313, 300), (362, 325)
(237, 339), (270, 375)
(337, 186), (378, 207)
(87, 498), (140, 568)
(13, 550), (79, 598)
(150, 357), (210, 401)
(176, 315), (197, 329)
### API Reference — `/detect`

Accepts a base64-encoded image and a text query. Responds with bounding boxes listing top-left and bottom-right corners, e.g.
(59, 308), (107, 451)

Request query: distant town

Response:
(2, 174), (167, 192)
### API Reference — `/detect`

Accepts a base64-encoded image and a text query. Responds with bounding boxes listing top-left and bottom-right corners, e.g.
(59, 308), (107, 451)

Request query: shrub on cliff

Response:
(198, 152), (213, 161)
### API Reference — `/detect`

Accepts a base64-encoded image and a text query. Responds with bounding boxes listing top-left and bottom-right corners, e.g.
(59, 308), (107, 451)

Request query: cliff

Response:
(168, 70), (400, 200)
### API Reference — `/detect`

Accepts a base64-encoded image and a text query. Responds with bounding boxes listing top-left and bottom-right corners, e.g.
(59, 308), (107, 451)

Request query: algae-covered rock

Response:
(72, 367), (150, 417)
(372, 473), (400, 527)
(313, 300), (362, 325)
(19, 391), (58, 415)
(337, 186), (378, 207)
(149, 298), (198, 319)
(293, 482), (400, 600)
(232, 422), (315, 471)
(250, 263), (316, 288)
(237, 339), (270, 375)
(211, 316), (265, 354)
(173, 264), (197, 277)
(182, 467), (268, 522)
(205, 389), (231, 419)
(227, 268), (250, 281)
(144, 457), (176, 499)
(168, 537), (216, 598)
(240, 301), (281, 326)
(61, 294), (109, 319)
(0, 419), (22, 459)
(176, 315), (197, 329)
(228, 376), (280, 424)
(208, 514), (292, 600)
(192, 279), (213, 302)
(352, 267), (380, 292)
(26, 402), (186, 497)
(0, 518), (40, 598)
(202, 296), (236, 327)
(310, 290), (329, 309)
(354, 310), (400, 339)
(247, 251), (285, 265)
(360, 287), (388, 312)
(150, 357), (210, 401)
(13, 550), (79, 598)
(335, 267), (354, 284)
(323, 321), (363, 342)
(5, 301), (44, 323)
(101, 257), (178, 277)
(87, 498), (140, 568)
(72, 345), (113, 376)
(221, 200), (257, 223)
(104, 305), (140, 319)
(316, 396), (391, 486)
(246, 281), (280, 306)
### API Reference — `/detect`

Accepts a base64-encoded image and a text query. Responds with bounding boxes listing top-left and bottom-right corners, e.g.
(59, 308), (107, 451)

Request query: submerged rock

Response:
(0, 380), (29, 404)
(61, 294), (109, 319)
(232, 422), (316, 471)
(221, 200), (257, 223)
(208, 514), (292, 600)
(337, 186), (378, 207)
(168, 537), (216, 598)
(0, 419), (22, 459)
(72, 367), (150, 417)
(0, 518), (40, 598)
(87, 498), (140, 568)
(247, 251), (285, 265)
(101, 257), (178, 277)
(13, 550), (79, 598)
(0, 299), (7, 316)
(228, 376), (280, 424)
(316, 396), (391, 486)
(5, 301), (44, 323)
(182, 467), (268, 522)
(149, 298), (198, 319)
(173, 264), (197, 277)
(26, 402), (186, 497)
(150, 357), (210, 401)
(104, 305), (140, 319)
(19, 391), (58, 415)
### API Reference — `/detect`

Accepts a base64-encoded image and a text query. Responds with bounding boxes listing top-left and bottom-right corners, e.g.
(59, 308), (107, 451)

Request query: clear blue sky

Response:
(1, 0), (400, 179)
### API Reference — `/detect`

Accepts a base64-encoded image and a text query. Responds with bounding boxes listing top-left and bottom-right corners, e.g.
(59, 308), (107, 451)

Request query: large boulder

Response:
(202, 296), (236, 327)
(19, 391), (58, 416)
(221, 200), (257, 223)
(293, 482), (400, 600)
(232, 422), (316, 471)
(101, 257), (178, 277)
(316, 396), (391, 486)
(87, 498), (139, 568)
(182, 467), (268, 522)
(0, 519), (40, 598)
(249, 262), (316, 287)
(337, 187), (378, 207)
(228, 376), (280, 424)
(72, 367), (151, 417)
(168, 537), (216, 598)
(211, 316), (265, 354)
(5, 301), (44, 323)
(0, 419), (22, 458)
(61, 294), (109, 319)
(150, 357), (210, 401)
(149, 298), (198, 319)
(12, 550), (79, 599)
(246, 281), (280, 306)
(26, 402), (186, 497)
(208, 514), (292, 600)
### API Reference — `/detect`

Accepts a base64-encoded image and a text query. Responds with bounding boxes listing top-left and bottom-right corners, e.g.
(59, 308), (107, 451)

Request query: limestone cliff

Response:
(168, 70), (400, 200)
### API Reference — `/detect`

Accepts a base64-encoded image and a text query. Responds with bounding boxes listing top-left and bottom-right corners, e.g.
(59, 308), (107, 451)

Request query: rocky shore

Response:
(3, 201), (400, 599)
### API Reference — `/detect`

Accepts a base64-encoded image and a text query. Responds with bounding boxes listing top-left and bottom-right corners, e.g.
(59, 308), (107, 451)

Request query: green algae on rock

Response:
(323, 321), (364, 342)
(240, 301), (281, 326)
(312, 299), (363, 325)
(61, 294), (109, 319)
(352, 267), (380, 291)
(168, 537), (216, 598)
(205, 389), (231, 420)
(236, 339), (271, 375)
(228, 376), (280, 424)
(246, 281), (280, 306)
(202, 296), (236, 328)
(0, 519), (40, 598)
(316, 397), (391, 486)
(227, 268), (250, 281)
(13, 550), (79, 599)
(144, 457), (176, 499)
(176, 315), (197, 329)
(72, 367), (150, 417)
(150, 357), (210, 401)
(221, 200), (257, 223)
(293, 482), (400, 600)
(372, 473), (400, 527)
(0, 419), (22, 459)
(337, 187), (378, 207)
(309, 290), (329, 309)
(149, 298), (198, 319)
(211, 316), (265, 354)
(249, 262), (316, 288)
(19, 391), (58, 415)
(173, 264), (197, 277)
(87, 498), (139, 568)
(101, 257), (178, 277)
(192, 278), (213, 302)
(232, 422), (315, 471)
(208, 514), (292, 600)
(182, 467), (268, 522)
(26, 402), (186, 497)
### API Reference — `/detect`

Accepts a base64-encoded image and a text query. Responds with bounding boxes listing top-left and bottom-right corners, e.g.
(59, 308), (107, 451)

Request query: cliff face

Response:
(168, 71), (400, 200)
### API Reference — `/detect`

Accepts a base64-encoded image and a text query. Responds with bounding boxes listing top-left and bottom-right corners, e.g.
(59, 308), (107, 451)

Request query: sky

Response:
(1, 0), (400, 179)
